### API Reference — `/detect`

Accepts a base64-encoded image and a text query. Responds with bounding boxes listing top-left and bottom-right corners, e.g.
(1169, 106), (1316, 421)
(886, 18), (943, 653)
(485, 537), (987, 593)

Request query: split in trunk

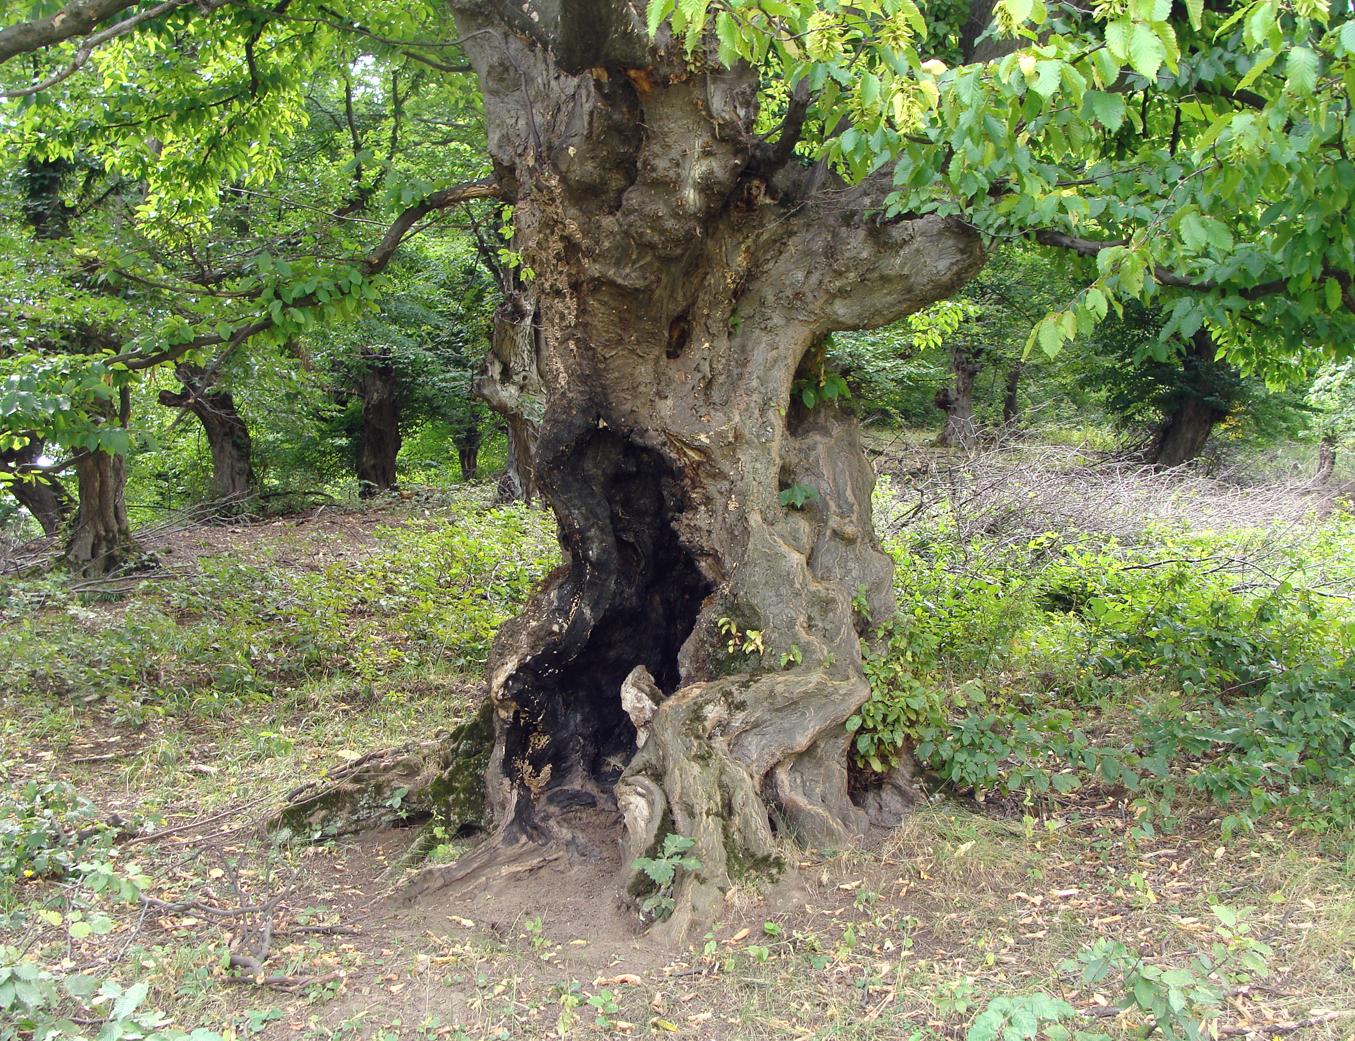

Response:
(1, 439), (72, 535)
(356, 349), (401, 497)
(475, 292), (542, 503)
(158, 365), (256, 513)
(428, 0), (984, 937)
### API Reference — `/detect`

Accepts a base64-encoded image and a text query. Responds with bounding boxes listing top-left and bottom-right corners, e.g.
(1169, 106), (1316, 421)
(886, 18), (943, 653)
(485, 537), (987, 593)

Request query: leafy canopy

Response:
(653, 0), (1355, 379)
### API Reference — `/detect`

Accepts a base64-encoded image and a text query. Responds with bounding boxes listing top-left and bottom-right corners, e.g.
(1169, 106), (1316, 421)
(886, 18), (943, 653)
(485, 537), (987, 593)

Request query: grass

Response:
(2, 471), (1354, 1040)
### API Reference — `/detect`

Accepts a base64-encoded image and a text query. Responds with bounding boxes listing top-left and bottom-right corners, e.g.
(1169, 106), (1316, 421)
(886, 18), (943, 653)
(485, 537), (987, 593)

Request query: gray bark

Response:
(435, 0), (984, 936)
(1315, 433), (1337, 483)
(475, 292), (542, 502)
(65, 447), (138, 576)
(936, 344), (982, 446)
(1149, 331), (1227, 468)
(356, 351), (400, 497)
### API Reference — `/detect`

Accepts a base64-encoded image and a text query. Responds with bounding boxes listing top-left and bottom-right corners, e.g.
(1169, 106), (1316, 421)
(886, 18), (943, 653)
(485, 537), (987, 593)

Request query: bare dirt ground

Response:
(5, 486), (1353, 1040)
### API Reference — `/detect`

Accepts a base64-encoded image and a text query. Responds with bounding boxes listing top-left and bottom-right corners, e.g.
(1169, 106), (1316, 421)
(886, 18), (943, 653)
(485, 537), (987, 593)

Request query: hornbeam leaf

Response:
(1105, 19), (1132, 62)
(1005, 0), (1035, 25)
(715, 11), (740, 66)
(1236, 49), (1277, 92)
(1286, 47), (1318, 95)
(1185, 0), (1204, 30)
(1129, 23), (1166, 81)
(1086, 90), (1126, 131)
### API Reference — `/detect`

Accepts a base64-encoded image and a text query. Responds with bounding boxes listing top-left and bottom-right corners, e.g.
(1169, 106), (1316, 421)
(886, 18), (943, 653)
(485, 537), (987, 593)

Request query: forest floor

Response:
(3, 450), (1354, 1040)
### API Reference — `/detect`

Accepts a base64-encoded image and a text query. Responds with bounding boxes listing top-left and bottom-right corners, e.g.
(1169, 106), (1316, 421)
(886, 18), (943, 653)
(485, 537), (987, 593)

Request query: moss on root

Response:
(273, 701), (494, 845)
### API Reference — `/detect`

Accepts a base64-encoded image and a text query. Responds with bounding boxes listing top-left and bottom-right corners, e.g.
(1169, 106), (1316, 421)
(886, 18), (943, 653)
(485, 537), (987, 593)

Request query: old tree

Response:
(3, 0), (1353, 931)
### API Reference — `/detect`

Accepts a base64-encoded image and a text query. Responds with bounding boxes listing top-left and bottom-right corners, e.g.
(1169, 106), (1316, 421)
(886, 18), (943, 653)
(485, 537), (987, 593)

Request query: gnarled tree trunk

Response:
(935, 344), (982, 446)
(1, 439), (72, 535)
(65, 391), (141, 577)
(1002, 362), (1023, 426)
(455, 423), (482, 482)
(1315, 434), (1337, 483)
(66, 448), (138, 577)
(158, 366), (256, 512)
(1148, 331), (1228, 468)
(356, 350), (401, 497)
(443, 1), (983, 937)
(475, 292), (543, 503)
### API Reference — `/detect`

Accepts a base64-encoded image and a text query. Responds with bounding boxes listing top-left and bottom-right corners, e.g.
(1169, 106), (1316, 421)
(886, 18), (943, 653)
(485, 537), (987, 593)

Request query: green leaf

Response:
(1031, 60), (1063, 99)
(1185, 0), (1203, 30)
(1085, 90), (1125, 131)
(1286, 47), (1318, 95)
(715, 11), (740, 66)
(1326, 277), (1343, 311)
(1128, 22), (1166, 81)
(1236, 49), (1278, 92)
(647, 0), (675, 37)
(111, 981), (149, 1020)
(1037, 318), (1064, 358)
(1105, 19), (1132, 62)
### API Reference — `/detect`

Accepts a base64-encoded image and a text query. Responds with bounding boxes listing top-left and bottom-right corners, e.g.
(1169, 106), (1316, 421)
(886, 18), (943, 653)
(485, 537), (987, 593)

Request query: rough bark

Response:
(356, 351), (401, 497)
(1315, 434), (1337, 483)
(935, 345), (982, 446)
(1148, 331), (1228, 468)
(65, 447), (139, 577)
(475, 292), (542, 502)
(438, 0), (984, 937)
(1, 440), (72, 535)
(1002, 362), (1023, 426)
(455, 423), (482, 482)
(158, 366), (256, 511)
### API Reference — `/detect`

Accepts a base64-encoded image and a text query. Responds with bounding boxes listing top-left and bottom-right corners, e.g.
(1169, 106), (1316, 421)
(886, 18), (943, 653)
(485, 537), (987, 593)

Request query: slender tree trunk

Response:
(455, 423), (482, 482)
(475, 292), (542, 503)
(2, 440), (72, 535)
(1147, 331), (1228, 467)
(935, 345), (981, 446)
(1315, 434), (1337, 482)
(436, 3), (983, 937)
(356, 352), (401, 497)
(1002, 362), (1023, 426)
(158, 366), (256, 512)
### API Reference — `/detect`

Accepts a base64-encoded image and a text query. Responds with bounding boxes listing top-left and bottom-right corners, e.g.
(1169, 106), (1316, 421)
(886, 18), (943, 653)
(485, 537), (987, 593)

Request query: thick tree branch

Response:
(0, 0), (139, 64)
(748, 78), (811, 176)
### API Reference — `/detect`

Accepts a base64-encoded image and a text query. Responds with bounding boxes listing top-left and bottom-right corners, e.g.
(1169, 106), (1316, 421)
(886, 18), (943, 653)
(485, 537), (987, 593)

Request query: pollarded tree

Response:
(3, 0), (1354, 935)
(434, 0), (1353, 936)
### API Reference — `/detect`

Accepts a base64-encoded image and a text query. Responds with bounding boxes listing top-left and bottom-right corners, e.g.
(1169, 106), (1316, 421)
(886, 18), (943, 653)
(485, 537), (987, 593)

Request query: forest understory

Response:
(2, 440), (1353, 1041)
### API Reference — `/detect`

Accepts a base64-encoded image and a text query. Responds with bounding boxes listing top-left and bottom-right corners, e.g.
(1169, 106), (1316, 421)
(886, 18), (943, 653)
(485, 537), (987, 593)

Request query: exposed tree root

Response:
(272, 703), (493, 850)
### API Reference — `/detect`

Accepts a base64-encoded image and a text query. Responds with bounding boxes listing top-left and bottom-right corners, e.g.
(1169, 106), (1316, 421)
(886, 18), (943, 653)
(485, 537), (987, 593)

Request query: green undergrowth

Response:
(0, 492), (558, 726)
(852, 506), (1355, 842)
